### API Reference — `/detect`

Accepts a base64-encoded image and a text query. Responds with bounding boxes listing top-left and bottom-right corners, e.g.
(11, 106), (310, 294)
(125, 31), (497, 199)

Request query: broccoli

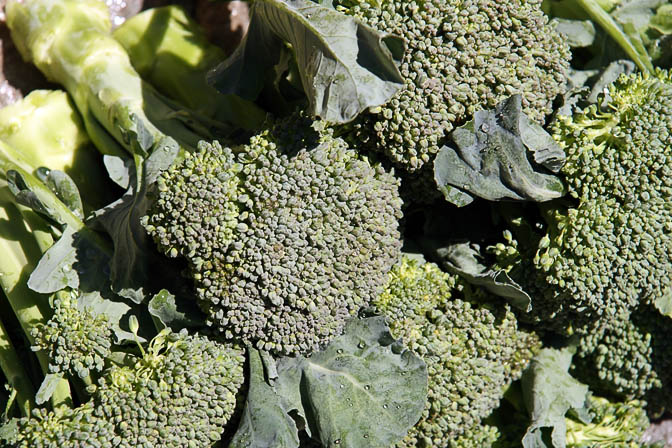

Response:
(332, 0), (571, 174)
(10, 329), (245, 448)
(6, 0), (225, 160)
(143, 113), (402, 356)
(31, 291), (113, 380)
(565, 396), (652, 447)
(572, 304), (672, 416)
(373, 256), (540, 447)
(493, 69), (672, 331)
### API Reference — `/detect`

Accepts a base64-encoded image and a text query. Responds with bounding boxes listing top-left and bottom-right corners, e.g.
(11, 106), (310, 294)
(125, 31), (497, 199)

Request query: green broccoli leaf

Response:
(521, 347), (590, 448)
(147, 289), (205, 331)
(434, 95), (566, 207)
(229, 348), (302, 448)
(231, 317), (427, 448)
(92, 142), (179, 304)
(35, 372), (65, 405)
(34, 169), (84, 220)
(208, 0), (405, 124)
(552, 18), (597, 47)
(433, 241), (533, 313)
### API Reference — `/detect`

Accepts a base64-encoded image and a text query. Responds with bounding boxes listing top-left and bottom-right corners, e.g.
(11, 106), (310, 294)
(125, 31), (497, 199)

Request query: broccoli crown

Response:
(528, 69), (672, 327)
(333, 0), (570, 172)
(374, 257), (539, 447)
(565, 396), (651, 448)
(573, 305), (672, 415)
(10, 404), (117, 448)
(144, 114), (403, 355)
(12, 330), (244, 447)
(90, 330), (245, 447)
(31, 292), (113, 379)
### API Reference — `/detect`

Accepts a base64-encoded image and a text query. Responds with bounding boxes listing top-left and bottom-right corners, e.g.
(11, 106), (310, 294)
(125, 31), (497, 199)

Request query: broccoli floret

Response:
(31, 292), (113, 379)
(144, 114), (403, 356)
(374, 257), (540, 447)
(12, 330), (245, 448)
(333, 0), (570, 173)
(495, 69), (672, 330)
(573, 305), (672, 415)
(9, 403), (117, 448)
(565, 396), (651, 448)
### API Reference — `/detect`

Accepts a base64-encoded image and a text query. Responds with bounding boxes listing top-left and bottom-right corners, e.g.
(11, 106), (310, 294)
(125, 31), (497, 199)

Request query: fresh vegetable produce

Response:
(0, 0), (671, 447)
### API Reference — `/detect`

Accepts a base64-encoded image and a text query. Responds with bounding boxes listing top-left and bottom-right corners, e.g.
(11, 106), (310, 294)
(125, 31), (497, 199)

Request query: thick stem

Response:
(0, 312), (35, 417)
(575, 0), (653, 74)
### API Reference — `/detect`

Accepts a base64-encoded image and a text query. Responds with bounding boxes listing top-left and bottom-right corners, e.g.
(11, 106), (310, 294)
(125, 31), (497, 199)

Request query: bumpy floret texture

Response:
(333, 0), (570, 172)
(565, 396), (651, 447)
(144, 115), (403, 355)
(31, 292), (113, 379)
(10, 404), (117, 448)
(90, 330), (245, 447)
(528, 70), (672, 328)
(573, 305), (672, 416)
(12, 330), (245, 447)
(374, 257), (539, 447)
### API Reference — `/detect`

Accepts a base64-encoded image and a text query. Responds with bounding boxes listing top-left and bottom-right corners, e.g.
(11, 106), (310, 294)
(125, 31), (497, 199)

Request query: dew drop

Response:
(334, 439), (341, 445)
(358, 341), (366, 349)
(383, 404), (388, 409)
(364, 385), (370, 390)
(337, 349), (344, 354)
(363, 434), (369, 439)
(340, 384), (345, 389)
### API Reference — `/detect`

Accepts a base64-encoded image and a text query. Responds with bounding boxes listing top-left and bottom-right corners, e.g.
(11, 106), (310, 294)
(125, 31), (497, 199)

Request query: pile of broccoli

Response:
(0, 0), (670, 447)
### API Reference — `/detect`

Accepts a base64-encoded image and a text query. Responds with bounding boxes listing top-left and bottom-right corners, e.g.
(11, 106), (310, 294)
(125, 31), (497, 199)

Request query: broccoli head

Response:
(495, 69), (672, 330)
(9, 403), (117, 448)
(11, 330), (245, 448)
(31, 291), (113, 379)
(144, 114), (403, 355)
(333, 0), (570, 173)
(573, 305), (672, 416)
(374, 257), (540, 447)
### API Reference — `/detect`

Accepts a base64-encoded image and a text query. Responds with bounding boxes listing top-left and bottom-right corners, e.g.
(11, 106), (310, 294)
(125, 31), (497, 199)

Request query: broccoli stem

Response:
(574, 0), (653, 74)
(0, 190), (72, 409)
(0, 311), (36, 417)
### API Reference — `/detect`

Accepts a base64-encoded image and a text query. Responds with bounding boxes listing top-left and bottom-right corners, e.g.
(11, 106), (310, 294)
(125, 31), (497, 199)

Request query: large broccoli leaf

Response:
(231, 317), (427, 448)
(208, 0), (405, 124)
(434, 95), (566, 207)
(521, 347), (590, 448)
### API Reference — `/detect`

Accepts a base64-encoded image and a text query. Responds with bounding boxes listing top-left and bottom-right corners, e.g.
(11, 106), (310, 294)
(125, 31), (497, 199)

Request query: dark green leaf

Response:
(230, 317), (427, 448)
(296, 317), (427, 448)
(35, 168), (84, 220)
(434, 241), (532, 312)
(229, 348), (301, 448)
(434, 95), (566, 207)
(208, 0), (404, 124)
(93, 143), (179, 303)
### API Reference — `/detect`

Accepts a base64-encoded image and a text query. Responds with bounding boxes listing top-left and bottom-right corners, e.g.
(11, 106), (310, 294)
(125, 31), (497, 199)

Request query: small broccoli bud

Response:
(31, 292), (113, 379)
(375, 257), (540, 447)
(333, 0), (570, 177)
(145, 114), (404, 356)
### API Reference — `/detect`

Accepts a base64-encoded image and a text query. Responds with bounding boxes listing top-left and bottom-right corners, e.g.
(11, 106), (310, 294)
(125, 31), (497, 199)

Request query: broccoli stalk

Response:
(113, 5), (266, 131)
(0, 189), (72, 411)
(0, 312), (36, 416)
(6, 0), (227, 161)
